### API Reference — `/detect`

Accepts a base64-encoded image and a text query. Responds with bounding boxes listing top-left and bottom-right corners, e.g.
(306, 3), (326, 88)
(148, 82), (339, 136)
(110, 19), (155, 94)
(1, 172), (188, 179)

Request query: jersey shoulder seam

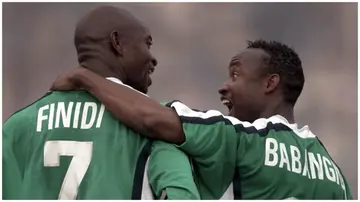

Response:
(169, 101), (316, 138)
(4, 91), (53, 124)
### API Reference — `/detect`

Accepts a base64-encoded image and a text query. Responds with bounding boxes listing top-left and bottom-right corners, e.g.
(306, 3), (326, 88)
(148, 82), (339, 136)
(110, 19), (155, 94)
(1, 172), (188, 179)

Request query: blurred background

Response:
(3, 3), (357, 198)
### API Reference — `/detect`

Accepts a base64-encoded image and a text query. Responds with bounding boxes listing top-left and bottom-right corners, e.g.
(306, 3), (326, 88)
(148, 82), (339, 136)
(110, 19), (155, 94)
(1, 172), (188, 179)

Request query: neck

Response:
(80, 58), (126, 82)
(260, 101), (295, 123)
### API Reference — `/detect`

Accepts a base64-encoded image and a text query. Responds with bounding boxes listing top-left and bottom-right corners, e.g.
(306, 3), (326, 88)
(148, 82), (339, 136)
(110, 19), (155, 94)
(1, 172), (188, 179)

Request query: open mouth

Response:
(147, 67), (155, 86)
(220, 97), (233, 112)
(148, 67), (155, 75)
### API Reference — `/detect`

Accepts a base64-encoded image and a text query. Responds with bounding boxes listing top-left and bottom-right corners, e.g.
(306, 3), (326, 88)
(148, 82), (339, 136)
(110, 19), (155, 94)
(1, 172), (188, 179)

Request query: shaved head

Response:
(74, 6), (157, 94)
(75, 6), (146, 60)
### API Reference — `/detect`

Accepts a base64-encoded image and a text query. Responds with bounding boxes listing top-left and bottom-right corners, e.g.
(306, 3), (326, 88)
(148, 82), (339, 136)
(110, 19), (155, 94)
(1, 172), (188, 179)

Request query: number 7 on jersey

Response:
(44, 141), (93, 200)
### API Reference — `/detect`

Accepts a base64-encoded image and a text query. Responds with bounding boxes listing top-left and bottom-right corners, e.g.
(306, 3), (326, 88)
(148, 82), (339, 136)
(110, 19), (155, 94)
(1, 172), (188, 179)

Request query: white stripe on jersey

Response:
(106, 77), (149, 97)
(170, 101), (316, 139)
(220, 183), (234, 200)
(141, 157), (154, 200)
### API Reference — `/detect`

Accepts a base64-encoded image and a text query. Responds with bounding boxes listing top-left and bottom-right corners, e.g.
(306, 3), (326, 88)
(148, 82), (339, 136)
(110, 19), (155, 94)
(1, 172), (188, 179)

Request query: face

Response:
(119, 27), (157, 94)
(218, 48), (270, 122)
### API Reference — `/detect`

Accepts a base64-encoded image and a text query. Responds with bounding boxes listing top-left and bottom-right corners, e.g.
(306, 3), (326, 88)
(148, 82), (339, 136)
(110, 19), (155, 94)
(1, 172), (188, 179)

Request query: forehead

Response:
(141, 27), (152, 42)
(228, 48), (270, 73)
(142, 25), (151, 36)
(230, 48), (269, 65)
(128, 21), (152, 40)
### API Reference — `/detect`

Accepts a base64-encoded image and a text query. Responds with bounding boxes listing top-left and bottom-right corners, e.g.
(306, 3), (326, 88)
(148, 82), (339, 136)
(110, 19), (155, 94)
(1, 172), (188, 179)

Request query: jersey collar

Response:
(106, 77), (149, 97)
(270, 115), (314, 138)
(106, 77), (124, 85)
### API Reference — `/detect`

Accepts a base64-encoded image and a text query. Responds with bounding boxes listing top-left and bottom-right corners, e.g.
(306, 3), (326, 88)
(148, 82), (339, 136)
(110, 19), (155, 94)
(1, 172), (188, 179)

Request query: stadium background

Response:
(3, 3), (357, 198)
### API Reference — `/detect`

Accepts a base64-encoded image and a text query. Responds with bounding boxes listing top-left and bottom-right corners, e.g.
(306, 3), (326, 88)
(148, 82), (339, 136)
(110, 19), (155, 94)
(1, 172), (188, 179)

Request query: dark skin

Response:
(75, 6), (157, 94)
(51, 48), (295, 144)
(51, 67), (185, 144)
(219, 48), (295, 123)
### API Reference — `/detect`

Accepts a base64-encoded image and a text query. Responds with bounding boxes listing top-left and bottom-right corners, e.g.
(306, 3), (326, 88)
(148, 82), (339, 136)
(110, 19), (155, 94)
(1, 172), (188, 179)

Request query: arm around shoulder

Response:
(71, 68), (186, 143)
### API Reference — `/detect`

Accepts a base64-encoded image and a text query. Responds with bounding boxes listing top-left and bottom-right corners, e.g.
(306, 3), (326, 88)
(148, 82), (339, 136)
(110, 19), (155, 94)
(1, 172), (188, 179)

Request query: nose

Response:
(151, 57), (158, 67)
(218, 82), (229, 96)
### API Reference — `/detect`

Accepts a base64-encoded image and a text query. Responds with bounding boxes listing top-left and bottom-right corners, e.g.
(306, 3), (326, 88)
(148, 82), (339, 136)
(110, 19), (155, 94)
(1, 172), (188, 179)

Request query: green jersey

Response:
(3, 90), (199, 200)
(167, 100), (353, 200)
(148, 141), (199, 199)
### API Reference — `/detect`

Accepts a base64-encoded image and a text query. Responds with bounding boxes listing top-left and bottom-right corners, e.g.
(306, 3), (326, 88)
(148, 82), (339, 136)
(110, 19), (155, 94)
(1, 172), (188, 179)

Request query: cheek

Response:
(232, 81), (257, 104)
(230, 80), (246, 96)
(131, 47), (149, 70)
(142, 48), (153, 62)
(125, 44), (143, 60)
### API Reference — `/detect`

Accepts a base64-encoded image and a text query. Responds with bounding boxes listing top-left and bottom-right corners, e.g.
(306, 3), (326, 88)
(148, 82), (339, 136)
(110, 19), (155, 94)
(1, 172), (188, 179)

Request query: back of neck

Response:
(261, 102), (295, 123)
(80, 58), (126, 82)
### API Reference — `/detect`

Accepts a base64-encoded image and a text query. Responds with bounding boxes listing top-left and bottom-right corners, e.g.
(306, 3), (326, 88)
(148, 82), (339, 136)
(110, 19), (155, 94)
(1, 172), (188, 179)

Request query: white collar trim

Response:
(170, 101), (316, 139)
(106, 77), (149, 97)
(259, 114), (315, 139)
(106, 77), (124, 85)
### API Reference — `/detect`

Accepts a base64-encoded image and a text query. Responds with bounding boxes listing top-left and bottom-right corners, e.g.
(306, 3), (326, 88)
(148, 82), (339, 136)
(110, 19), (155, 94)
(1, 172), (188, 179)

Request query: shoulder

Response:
(165, 100), (243, 126)
(4, 91), (54, 127)
(166, 101), (315, 138)
(3, 91), (92, 127)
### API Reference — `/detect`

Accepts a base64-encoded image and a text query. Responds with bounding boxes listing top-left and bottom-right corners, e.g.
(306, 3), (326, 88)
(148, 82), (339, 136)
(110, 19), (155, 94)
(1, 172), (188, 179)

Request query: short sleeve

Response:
(165, 101), (241, 199)
(147, 141), (200, 199)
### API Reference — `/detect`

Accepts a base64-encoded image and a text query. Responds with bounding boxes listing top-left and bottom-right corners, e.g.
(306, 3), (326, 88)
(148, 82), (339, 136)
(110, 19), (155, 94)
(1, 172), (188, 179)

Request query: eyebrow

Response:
(229, 58), (240, 67)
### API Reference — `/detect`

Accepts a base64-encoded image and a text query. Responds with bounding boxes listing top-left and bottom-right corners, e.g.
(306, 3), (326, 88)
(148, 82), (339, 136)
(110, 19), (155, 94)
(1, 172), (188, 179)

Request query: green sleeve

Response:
(166, 101), (239, 158)
(165, 101), (239, 199)
(2, 129), (22, 199)
(148, 141), (200, 200)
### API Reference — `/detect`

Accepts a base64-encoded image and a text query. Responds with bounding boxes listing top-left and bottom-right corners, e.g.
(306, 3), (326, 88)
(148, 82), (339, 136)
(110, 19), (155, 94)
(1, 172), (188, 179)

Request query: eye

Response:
(232, 72), (238, 80)
(146, 41), (152, 49)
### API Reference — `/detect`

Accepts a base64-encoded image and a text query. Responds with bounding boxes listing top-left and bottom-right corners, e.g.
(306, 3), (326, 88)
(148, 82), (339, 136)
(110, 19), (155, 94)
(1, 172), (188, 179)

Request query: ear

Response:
(110, 30), (123, 56)
(264, 74), (280, 94)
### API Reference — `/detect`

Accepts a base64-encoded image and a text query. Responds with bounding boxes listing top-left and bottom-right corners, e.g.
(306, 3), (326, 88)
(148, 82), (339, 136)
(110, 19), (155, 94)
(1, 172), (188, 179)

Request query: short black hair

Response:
(247, 39), (305, 106)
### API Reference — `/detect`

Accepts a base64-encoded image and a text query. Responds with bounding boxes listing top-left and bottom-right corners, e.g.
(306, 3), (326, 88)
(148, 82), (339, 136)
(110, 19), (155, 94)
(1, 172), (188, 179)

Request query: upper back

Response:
(3, 91), (150, 199)
(235, 115), (351, 199)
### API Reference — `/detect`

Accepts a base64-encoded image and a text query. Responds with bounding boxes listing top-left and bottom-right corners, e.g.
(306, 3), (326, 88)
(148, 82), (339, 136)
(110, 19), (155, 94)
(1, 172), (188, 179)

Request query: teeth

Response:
(222, 99), (230, 105)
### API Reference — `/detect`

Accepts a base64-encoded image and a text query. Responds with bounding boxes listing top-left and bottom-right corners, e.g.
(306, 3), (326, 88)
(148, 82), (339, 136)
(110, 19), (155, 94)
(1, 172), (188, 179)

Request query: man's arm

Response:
(54, 68), (240, 157)
(70, 68), (185, 144)
(53, 68), (241, 199)
(148, 141), (200, 199)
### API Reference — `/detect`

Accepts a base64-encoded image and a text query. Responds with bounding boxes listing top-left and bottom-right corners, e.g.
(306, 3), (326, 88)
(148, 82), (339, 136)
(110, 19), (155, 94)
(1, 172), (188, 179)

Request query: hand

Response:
(50, 67), (85, 91)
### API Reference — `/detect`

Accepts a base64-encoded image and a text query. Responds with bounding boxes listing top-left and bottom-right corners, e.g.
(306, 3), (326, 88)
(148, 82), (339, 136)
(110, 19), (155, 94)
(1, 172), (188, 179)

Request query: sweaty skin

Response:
(51, 67), (185, 144)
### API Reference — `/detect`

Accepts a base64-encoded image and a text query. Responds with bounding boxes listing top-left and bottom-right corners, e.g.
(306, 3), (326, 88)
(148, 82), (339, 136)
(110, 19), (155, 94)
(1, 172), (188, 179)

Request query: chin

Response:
(230, 111), (245, 121)
(132, 85), (147, 94)
(140, 86), (148, 94)
(228, 110), (235, 117)
(138, 88), (147, 94)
